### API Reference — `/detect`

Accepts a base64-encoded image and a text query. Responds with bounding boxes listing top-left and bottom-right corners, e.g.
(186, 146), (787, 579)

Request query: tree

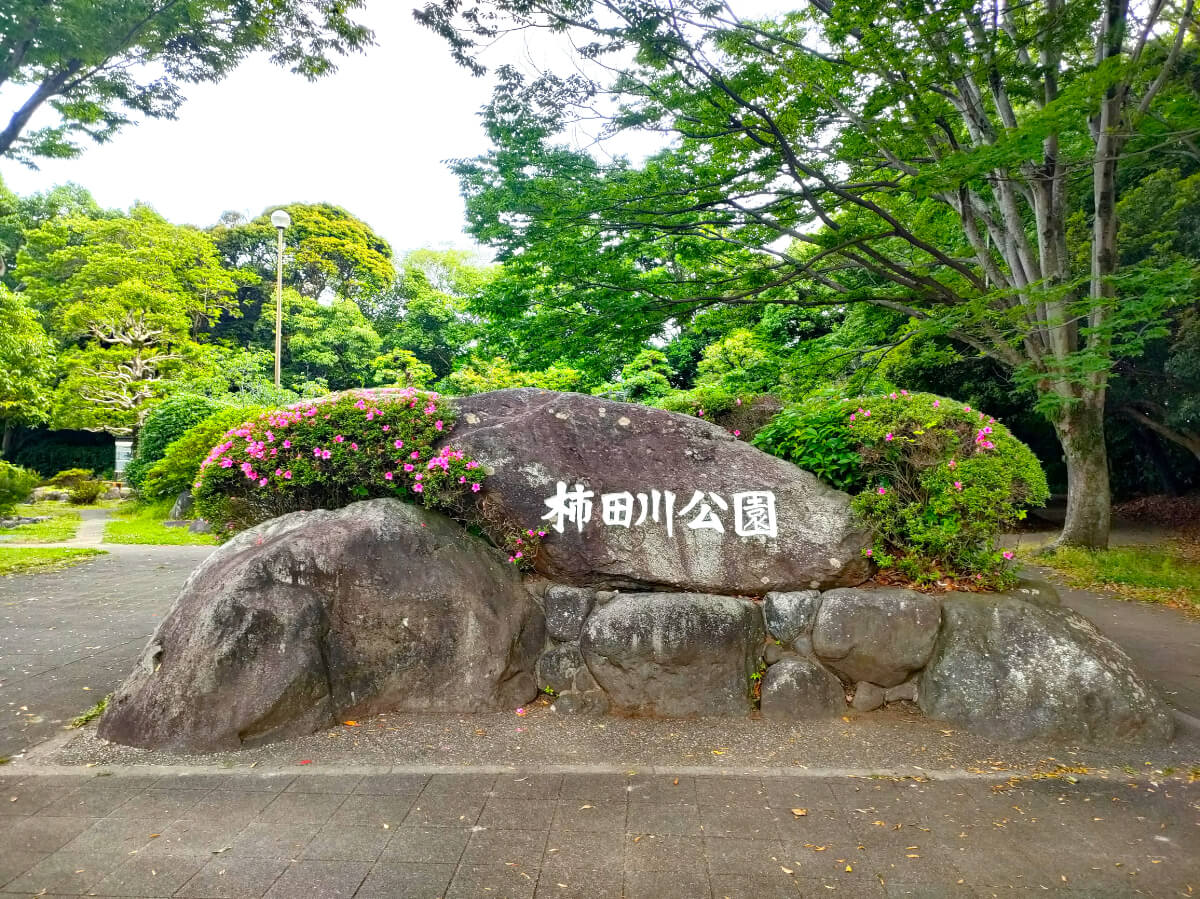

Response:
(0, 285), (54, 456)
(0, 0), (372, 164)
(421, 0), (1200, 547)
(210, 202), (395, 349)
(255, 290), (382, 392)
(367, 250), (487, 378)
(18, 205), (240, 432)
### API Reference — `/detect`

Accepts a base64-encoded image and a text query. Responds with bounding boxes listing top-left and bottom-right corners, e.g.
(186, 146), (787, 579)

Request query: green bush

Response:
(754, 391), (1049, 587)
(193, 389), (482, 535)
(654, 385), (744, 419)
(46, 468), (95, 488)
(67, 480), (105, 505)
(0, 461), (39, 514)
(124, 395), (229, 488)
(140, 407), (266, 501)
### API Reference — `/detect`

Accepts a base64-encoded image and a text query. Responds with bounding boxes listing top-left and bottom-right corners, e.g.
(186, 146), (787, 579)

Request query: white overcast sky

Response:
(0, 1), (787, 258)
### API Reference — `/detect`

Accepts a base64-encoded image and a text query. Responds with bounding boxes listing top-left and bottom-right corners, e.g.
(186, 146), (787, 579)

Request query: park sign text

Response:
(541, 481), (778, 538)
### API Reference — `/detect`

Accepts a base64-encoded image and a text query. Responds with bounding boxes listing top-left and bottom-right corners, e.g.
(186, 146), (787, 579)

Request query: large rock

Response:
(169, 489), (194, 521)
(580, 593), (765, 716)
(760, 658), (845, 718)
(812, 588), (941, 687)
(98, 499), (543, 751)
(919, 594), (1175, 744)
(443, 389), (871, 595)
(544, 585), (595, 642)
(763, 590), (821, 644)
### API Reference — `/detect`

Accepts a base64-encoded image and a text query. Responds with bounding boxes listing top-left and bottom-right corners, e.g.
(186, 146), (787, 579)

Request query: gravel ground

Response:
(43, 702), (1200, 778)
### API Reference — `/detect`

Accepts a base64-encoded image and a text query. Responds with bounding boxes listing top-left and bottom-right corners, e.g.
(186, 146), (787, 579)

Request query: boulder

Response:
(443, 389), (871, 595)
(187, 519), (212, 534)
(169, 490), (194, 521)
(919, 594), (1175, 744)
(760, 657), (845, 718)
(537, 644), (588, 694)
(851, 681), (885, 712)
(884, 679), (918, 704)
(763, 590), (821, 644)
(31, 488), (68, 502)
(580, 592), (765, 716)
(812, 588), (941, 687)
(98, 499), (543, 751)
(544, 585), (595, 642)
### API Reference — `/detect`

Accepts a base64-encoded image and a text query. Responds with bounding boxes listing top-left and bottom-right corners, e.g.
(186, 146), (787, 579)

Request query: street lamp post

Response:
(270, 209), (291, 387)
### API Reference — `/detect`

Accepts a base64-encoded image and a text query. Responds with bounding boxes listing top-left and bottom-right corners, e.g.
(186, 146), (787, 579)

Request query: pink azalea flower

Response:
(283, 471), (292, 479)
(334, 435), (344, 443)
(863, 410), (870, 417)
(932, 400), (940, 408)
(900, 389), (908, 396)
(885, 433), (894, 441)
(515, 551), (523, 559)
(385, 471), (395, 481)
(538, 531), (546, 537)
(736, 398), (742, 405)
(435, 420), (443, 431)
(849, 413), (856, 422)
(350, 443), (358, 451)
(471, 483), (481, 492)
(459, 476), (467, 483)
(382, 425), (390, 432)
(259, 478), (267, 486)
(732, 430), (741, 437)
(404, 464), (414, 472)
(877, 487), (887, 495)
(954, 481), (962, 490)
(415, 473), (423, 481)
(276, 469), (282, 476)
(322, 450), (332, 460)
(865, 548), (873, 557)
(698, 409), (704, 416)
(964, 405), (971, 412)
(466, 461), (478, 469)
(394, 439), (404, 449)
(948, 459), (956, 468)
(1003, 550), (1015, 560)
(282, 439), (291, 449)
(413, 483), (424, 493)
(410, 451), (419, 459)
(221, 458), (233, 468)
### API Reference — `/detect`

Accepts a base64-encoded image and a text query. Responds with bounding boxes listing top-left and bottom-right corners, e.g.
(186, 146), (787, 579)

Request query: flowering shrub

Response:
(141, 407), (267, 501)
(193, 389), (483, 530)
(755, 391), (1048, 588)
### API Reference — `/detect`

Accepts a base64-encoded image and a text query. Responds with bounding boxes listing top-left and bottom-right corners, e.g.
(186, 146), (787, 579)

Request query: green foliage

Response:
(140, 407), (266, 502)
(71, 694), (110, 729)
(46, 468), (94, 488)
(756, 392), (1049, 587)
(67, 480), (105, 505)
(442, 357), (584, 395)
(372, 350), (436, 389)
(655, 385), (743, 419)
(193, 389), (481, 534)
(0, 1), (372, 164)
(753, 400), (862, 491)
(125, 395), (229, 488)
(19, 206), (241, 433)
(0, 461), (38, 514)
(0, 286), (54, 433)
(592, 350), (674, 403)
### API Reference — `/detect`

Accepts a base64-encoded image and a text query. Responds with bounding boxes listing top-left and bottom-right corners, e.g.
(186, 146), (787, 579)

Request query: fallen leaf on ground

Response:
(343, 721), (359, 726)
(791, 808), (808, 817)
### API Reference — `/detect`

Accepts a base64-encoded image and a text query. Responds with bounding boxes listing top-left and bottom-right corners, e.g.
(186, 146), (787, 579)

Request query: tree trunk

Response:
(1, 421), (12, 460)
(1052, 397), (1111, 549)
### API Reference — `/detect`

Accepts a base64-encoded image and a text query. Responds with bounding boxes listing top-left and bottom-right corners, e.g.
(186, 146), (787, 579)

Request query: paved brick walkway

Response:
(0, 768), (1195, 898)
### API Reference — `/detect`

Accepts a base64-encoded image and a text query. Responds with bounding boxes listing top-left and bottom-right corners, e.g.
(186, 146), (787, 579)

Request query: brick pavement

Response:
(0, 767), (1195, 897)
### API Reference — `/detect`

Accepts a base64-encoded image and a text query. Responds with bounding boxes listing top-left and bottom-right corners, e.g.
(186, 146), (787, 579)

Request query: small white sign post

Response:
(114, 438), (134, 479)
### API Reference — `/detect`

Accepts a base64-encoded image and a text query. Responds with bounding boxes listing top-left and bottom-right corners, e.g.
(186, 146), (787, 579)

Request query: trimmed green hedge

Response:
(140, 407), (266, 502)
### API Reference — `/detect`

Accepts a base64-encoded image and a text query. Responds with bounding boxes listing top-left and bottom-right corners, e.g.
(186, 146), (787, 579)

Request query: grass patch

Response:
(0, 501), (82, 543)
(103, 499), (216, 546)
(0, 547), (106, 576)
(1036, 543), (1200, 613)
(71, 694), (111, 728)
